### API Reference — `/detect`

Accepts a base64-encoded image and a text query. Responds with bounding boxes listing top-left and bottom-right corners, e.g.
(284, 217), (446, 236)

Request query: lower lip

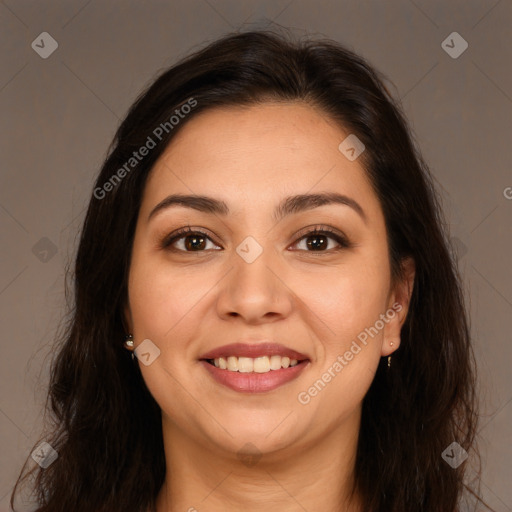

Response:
(200, 360), (310, 393)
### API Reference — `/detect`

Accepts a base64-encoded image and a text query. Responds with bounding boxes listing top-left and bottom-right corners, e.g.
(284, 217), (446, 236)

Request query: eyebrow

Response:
(147, 192), (367, 224)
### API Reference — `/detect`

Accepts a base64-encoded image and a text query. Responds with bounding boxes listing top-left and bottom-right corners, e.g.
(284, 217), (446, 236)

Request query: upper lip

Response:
(199, 342), (310, 361)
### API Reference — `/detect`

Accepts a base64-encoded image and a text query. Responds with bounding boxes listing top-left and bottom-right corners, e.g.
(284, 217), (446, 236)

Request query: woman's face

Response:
(125, 101), (413, 459)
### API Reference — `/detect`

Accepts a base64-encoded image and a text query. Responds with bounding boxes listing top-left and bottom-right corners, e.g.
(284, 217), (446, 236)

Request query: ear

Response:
(381, 256), (415, 357)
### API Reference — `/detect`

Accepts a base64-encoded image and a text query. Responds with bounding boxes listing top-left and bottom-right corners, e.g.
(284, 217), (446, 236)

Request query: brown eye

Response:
(180, 233), (207, 251)
(161, 227), (221, 252)
(291, 227), (351, 252)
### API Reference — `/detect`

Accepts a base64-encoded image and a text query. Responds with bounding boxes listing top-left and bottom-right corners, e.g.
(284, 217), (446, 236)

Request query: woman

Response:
(11, 29), (493, 511)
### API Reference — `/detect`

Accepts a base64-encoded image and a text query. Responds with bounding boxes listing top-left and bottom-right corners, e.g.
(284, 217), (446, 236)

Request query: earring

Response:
(388, 341), (394, 368)
(124, 334), (135, 360)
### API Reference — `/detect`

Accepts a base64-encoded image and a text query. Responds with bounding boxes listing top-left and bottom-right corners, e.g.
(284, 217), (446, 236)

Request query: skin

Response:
(124, 101), (415, 512)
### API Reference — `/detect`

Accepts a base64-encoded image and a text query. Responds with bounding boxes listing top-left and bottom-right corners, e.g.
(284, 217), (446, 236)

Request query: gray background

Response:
(1, 0), (511, 510)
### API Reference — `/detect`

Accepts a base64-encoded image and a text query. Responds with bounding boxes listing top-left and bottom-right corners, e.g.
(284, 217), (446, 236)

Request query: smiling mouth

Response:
(202, 355), (309, 373)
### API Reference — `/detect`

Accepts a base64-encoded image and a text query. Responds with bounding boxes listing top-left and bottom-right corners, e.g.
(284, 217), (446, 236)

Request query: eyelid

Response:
(160, 225), (220, 249)
(291, 224), (351, 248)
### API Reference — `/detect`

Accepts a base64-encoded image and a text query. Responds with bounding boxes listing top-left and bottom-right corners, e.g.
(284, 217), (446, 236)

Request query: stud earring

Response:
(124, 334), (135, 360)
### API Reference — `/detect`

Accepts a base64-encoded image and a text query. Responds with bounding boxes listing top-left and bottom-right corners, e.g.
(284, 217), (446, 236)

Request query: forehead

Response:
(141, 102), (381, 220)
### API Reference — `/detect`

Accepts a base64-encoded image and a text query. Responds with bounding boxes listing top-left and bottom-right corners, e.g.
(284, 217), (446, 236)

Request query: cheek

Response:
(298, 268), (389, 416)
(128, 254), (243, 352)
(296, 258), (390, 347)
(127, 252), (210, 337)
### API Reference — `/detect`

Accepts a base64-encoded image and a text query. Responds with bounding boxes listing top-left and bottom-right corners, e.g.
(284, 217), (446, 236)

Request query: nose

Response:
(215, 240), (293, 324)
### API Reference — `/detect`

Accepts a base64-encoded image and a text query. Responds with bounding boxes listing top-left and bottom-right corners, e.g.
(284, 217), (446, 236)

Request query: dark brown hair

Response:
(11, 28), (493, 512)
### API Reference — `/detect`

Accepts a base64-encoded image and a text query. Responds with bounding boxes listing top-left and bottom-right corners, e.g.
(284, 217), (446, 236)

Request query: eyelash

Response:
(160, 225), (352, 254)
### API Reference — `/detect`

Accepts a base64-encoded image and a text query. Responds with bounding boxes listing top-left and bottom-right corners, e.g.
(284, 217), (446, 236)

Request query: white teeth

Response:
(269, 355), (282, 370)
(238, 357), (254, 373)
(254, 356), (270, 373)
(212, 355), (300, 373)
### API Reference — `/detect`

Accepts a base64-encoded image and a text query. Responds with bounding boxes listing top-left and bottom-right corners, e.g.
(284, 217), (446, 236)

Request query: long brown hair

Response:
(11, 28), (493, 511)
